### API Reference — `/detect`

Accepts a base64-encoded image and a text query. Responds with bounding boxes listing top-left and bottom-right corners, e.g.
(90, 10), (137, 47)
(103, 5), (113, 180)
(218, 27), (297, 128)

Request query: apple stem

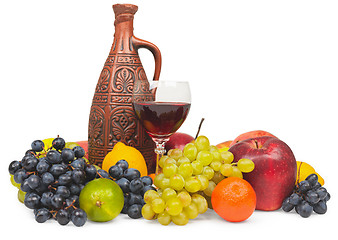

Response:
(195, 118), (205, 140)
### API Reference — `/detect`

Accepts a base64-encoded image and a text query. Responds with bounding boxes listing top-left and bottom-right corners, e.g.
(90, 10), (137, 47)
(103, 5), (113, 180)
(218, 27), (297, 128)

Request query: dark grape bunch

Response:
(109, 160), (156, 219)
(282, 174), (330, 218)
(8, 137), (110, 227)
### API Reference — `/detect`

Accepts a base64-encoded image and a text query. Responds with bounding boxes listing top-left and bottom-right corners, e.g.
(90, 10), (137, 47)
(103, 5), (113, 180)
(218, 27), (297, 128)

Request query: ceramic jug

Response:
(88, 4), (161, 173)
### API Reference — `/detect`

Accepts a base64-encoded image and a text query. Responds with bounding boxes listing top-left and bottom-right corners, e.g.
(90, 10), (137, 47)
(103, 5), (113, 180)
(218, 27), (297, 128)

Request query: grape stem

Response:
(195, 118), (205, 139)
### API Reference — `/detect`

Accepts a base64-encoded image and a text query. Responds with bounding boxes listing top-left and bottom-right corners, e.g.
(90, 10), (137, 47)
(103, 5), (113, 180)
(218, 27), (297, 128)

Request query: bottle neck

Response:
(112, 15), (135, 53)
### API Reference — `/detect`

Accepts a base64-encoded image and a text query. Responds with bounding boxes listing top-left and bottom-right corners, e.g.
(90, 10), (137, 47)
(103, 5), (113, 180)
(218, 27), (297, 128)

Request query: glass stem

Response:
(154, 140), (166, 175)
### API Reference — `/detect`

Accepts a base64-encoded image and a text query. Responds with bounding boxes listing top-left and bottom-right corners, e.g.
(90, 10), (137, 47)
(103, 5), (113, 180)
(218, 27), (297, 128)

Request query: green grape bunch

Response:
(142, 135), (255, 224)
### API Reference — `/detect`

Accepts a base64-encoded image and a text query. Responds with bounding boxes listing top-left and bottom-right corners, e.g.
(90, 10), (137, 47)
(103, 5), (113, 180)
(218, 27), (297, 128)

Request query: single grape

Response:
(141, 203), (156, 220)
(22, 156), (38, 171)
(50, 164), (67, 177)
(154, 173), (165, 188)
(46, 150), (62, 164)
(124, 168), (141, 181)
(313, 200), (327, 214)
(168, 149), (183, 160)
(196, 150), (213, 166)
(210, 161), (222, 172)
(203, 180), (216, 197)
(191, 193), (208, 214)
(178, 162), (193, 179)
(157, 211), (171, 225)
(72, 146), (85, 158)
(151, 197), (165, 213)
(288, 193), (302, 206)
(177, 156), (191, 166)
(171, 211), (189, 225)
(35, 208), (51, 223)
(20, 179), (32, 192)
(220, 163), (233, 177)
(8, 160), (21, 175)
(69, 184), (82, 195)
(27, 175), (41, 189)
(298, 180), (311, 193)
(191, 161), (203, 175)
(130, 178), (144, 194)
(71, 208), (87, 227)
(176, 190), (191, 207)
(143, 190), (160, 204)
(305, 190), (320, 205)
(220, 151), (234, 164)
(36, 158), (50, 174)
(165, 197), (183, 216)
(183, 202), (199, 219)
(115, 159), (129, 171)
(56, 186), (71, 198)
(297, 201), (313, 218)
(128, 193), (143, 208)
(211, 171), (225, 184)
(56, 209), (70, 225)
(115, 177), (130, 193)
(184, 176), (201, 193)
(24, 192), (41, 209)
(52, 137), (66, 151)
(170, 174), (185, 191)
(163, 163), (178, 178)
(140, 176), (153, 186)
(97, 169), (110, 179)
(71, 159), (86, 170)
(237, 158), (255, 173)
(85, 164), (97, 181)
(202, 166), (214, 180)
(282, 198), (294, 212)
(61, 148), (75, 163)
(161, 188), (177, 201)
(306, 173), (319, 187)
(316, 187), (328, 201)
(229, 166), (243, 178)
(195, 136), (210, 152)
(41, 172), (55, 185)
(51, 194), (65, 209)
(109, 165), (123, 179)
(31, 140), (45, 152)
(41, 192), (54, 207)
(127, 204), (143, 219)
(196, 175), (209, 191)
(71, 168), (86, 184)
(183, 143), (198, 161)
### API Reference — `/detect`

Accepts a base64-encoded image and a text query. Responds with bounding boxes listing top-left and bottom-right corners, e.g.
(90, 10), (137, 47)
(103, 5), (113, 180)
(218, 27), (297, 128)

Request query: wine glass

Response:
(132, 80), (191, 174)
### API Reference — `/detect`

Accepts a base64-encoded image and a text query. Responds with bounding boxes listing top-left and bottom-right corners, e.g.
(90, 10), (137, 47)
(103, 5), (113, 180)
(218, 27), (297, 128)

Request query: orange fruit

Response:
(102, 142), (148, 176)
(211, 177), (256, 222)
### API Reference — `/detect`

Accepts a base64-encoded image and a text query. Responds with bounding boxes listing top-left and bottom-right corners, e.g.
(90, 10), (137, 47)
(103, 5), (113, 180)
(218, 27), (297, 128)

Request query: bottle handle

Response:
(132, 37), (162, 81)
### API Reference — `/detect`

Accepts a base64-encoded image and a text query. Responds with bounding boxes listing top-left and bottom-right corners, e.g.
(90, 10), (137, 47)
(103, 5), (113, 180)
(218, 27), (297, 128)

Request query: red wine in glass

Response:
(133, 101), (191, 139)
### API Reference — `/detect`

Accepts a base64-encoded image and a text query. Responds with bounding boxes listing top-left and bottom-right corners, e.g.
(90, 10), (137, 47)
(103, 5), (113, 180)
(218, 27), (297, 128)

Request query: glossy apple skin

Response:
(216, 140), (232, 149)
(165, 132), (194, 151)
(229, 136), (296, 211)
(229, 130), (277, 147)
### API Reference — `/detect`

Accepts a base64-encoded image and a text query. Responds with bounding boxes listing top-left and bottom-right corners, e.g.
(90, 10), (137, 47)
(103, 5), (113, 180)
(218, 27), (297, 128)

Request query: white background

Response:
(0, 0), (337, 238)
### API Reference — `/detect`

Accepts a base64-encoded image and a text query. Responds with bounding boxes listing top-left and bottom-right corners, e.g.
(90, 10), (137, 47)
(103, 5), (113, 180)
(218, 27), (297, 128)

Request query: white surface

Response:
(0, 0), (337, 239)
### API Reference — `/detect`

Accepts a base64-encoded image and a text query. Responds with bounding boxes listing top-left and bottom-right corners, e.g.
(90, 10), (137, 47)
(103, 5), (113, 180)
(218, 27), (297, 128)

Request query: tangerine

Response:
(102, 142), (148, 176)
(211, 177), (256, 222)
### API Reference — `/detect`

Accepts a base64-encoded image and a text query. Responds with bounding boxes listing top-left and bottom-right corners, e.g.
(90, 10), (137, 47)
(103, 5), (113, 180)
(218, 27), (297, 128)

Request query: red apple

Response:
(165, 132), (194, 151)
(229, 130), (277, 147)
(229, 136), (296, 211)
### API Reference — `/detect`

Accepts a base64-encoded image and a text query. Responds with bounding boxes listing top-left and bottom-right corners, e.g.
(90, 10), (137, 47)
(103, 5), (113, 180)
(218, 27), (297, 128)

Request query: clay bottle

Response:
(88, 4), (161, 173)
